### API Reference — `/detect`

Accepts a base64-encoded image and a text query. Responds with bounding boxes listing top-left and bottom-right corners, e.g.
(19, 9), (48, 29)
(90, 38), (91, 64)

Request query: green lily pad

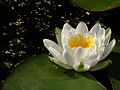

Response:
(69, 0), (120, 11)
(2, 54), (106, 90)
(108, 43), (120, 90)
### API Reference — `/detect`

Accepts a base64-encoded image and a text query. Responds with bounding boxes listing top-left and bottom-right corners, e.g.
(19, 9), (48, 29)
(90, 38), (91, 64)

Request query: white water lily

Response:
(43, 22), (116, 72)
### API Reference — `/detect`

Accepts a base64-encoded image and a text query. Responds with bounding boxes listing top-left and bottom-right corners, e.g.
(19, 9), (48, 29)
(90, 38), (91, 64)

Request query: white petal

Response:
(71, 47), (76, 54)
(80, 48), (89, 60)
(63, 49), (74, 66)
(100, 39), (116, 60)
(104, 28), (111, 46)
(74, 47), (89, 64)
(74, 47), (82, 61)
(61, 27), (70, 49)
(90, 23), (101, 34)
(63, 23), (72, 30)
(43, 39), (62, 53)
(73, 61), (81, 71)
(76, 22), (88, 34)
(99, 28), (105, 41)
(84, 53), (100, 67)
(49, 47), (66, 64)
(88, 45), (97, 55)
(95, 28), (105, 46)
(61, 23), (74, 49)
(84, 64), (91, 71)
(65, 28), (76, 41)
(98, 46), (105, 59)
(73, 61), (90, 72)
(49, 56), (72, 69)
(70, 28), (76, 36)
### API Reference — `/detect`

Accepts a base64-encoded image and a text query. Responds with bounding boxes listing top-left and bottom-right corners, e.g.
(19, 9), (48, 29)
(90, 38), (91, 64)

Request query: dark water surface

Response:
(0, 0), (120, 90)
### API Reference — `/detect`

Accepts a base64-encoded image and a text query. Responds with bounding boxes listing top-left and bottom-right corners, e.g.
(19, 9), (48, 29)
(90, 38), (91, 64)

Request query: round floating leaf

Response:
(2, 54), (106, 90)
(108, 43), (120, 90)
(69, 0), (120, 11)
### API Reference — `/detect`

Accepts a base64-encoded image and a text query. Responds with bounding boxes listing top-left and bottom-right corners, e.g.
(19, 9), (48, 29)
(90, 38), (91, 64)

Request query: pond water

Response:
(0, 0), (120, 90)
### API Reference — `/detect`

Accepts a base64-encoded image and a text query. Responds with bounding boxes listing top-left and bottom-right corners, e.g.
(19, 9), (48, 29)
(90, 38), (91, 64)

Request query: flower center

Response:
(67, 34), (95, 48)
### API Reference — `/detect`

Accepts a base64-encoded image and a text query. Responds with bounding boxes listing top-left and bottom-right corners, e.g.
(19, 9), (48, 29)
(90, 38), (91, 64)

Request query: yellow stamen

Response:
(68, 34), (95, 48)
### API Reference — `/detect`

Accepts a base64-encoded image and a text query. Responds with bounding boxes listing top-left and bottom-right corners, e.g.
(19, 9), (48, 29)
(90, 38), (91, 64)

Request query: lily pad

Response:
(108, 43), (120, 90)
(2, 54), (106, 90)
(69, 0), (120, 11)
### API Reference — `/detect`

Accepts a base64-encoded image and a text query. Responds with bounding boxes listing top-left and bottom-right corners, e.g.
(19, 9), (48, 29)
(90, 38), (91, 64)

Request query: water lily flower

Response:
(43, 22), (116, 72)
